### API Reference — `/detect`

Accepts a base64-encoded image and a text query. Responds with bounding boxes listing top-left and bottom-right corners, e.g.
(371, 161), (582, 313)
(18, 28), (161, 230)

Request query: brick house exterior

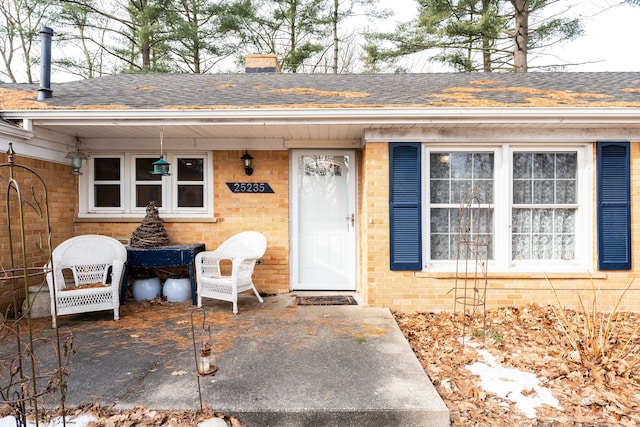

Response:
(2, 71), (640, 313)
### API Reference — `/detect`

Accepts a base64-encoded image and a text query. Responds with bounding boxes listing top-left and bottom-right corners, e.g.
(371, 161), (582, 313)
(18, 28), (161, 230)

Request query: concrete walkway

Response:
(14, 293), (450, 426)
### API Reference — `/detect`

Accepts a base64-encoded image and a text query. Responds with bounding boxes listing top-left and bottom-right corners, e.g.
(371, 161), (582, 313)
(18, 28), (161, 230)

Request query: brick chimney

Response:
(245, 54), (281, 73)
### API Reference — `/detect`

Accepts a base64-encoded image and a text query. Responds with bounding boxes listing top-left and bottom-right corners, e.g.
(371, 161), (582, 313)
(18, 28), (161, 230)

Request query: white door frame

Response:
(290, 149), (357, 291)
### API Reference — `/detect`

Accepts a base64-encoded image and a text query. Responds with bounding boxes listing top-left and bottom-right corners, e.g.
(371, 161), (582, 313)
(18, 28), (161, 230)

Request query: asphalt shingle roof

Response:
(1, 72), (640, 110)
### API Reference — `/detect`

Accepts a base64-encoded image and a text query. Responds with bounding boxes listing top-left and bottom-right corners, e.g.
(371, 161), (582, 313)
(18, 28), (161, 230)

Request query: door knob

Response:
(345, 213), (355, 227)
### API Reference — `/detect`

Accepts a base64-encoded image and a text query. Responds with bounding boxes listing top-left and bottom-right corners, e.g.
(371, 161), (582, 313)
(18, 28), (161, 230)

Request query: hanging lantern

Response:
(198, 341), (216, 375)
(191, 308), (218, 377)
(151, 128), (170, 175)
(65, 150), (88, 175)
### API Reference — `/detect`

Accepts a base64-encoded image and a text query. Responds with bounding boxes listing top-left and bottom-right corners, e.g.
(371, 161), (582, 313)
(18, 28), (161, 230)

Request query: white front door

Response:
(291, 150), (356, 291)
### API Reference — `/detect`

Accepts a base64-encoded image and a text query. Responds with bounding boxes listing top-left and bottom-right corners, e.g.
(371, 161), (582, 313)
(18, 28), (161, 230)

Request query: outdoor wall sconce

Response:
(241, 150), (253, 176)
(65, 149), (87, 175)
(151, 128), (171, 176)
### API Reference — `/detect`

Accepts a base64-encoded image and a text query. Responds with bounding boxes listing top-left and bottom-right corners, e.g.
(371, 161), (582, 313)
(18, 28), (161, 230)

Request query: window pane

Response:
(430, 208), (456, 260)
(554, 209), (575, 234)
(513, 180), (532, 204)
(430, 208), (451, 234)
(514, 152), (577, 205)
(178, 158), (204, 181)
(512, 152), (577, 261)
(532, 235), (553, 259)
(513, 153), (531, 179)
(473, 153), (494, 179)
(450, 153), (472, 178)
(534, 153), (555, 179)
(431, 180), (450, 203)
(556, 180), (576, 204)
(512, 209), (531, 233)
(554, 235), (575, 260)
(430, 152), (494, 203)
(430, 206), (493, 261)
(511, 208), (576, 261)
(429, 152), (494, 262)
(556, 153), (577, 179)
(94, 158), (120, 180)
(512, 235), (530, 260)
(431, 234), (451, 260)
(451, 180), (473, 205)
(475, 180), (493, 200)
(430, 154), (450, 178)
(457, 207), (493, 261)
(532, 209), (553, 233)
(136, 185), (162, 207)
(95, 185), (120, 207)
(178, 185), (203, 207)
(533, 180), (554, 204)
(136, 158), (161, 181)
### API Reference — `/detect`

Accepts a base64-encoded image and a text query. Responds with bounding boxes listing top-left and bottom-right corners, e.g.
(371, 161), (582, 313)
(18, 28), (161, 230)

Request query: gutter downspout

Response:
(37, 26), (54, 100)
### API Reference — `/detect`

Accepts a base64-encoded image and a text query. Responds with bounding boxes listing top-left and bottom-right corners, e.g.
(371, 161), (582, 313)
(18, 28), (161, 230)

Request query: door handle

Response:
(345, 213), (354, 227)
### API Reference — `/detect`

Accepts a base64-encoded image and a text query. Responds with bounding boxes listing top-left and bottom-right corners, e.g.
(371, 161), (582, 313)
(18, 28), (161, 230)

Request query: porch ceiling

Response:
(3, 107), (640, 156)
(14, 107), (640, 149)
(33, 121), (373, 143)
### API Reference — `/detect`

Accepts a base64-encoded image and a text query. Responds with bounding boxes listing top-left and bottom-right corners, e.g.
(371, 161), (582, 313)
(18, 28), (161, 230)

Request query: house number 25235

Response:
(226, 182), (274, 193)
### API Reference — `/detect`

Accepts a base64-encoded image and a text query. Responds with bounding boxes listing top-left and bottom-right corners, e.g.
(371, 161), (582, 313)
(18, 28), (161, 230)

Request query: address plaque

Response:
(226, 182), (274, 193)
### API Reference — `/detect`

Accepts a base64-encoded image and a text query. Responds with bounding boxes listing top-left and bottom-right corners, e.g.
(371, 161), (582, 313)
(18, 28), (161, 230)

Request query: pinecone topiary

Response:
(130, 201), (170, 247)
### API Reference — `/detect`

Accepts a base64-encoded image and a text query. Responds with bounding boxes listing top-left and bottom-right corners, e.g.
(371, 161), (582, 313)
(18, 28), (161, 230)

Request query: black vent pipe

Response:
(37, 26), (54, 100)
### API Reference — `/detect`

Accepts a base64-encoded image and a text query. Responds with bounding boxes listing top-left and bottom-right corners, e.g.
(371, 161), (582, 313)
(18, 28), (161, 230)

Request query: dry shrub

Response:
(547, 276), (640, 378)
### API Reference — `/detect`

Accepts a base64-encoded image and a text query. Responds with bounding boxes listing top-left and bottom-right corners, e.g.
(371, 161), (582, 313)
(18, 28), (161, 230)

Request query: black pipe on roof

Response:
(37, 26), (54, 101)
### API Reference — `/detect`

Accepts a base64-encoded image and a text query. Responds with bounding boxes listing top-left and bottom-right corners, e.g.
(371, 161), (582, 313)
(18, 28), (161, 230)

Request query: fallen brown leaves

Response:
(61, 403), (244, 427)
(392, 305), (640, 426)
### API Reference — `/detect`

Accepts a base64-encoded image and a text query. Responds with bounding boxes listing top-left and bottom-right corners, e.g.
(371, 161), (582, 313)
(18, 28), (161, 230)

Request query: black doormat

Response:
(295, 295), (358, 306)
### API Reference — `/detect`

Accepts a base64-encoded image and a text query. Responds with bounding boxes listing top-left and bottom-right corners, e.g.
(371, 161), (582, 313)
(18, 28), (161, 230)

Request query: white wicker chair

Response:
(45, 235), (127, 328)
(195, 231), (266, 314)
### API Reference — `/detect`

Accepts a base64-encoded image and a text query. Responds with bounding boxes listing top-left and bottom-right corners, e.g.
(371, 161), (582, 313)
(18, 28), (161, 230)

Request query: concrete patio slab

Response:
(6, 293), (450, 426)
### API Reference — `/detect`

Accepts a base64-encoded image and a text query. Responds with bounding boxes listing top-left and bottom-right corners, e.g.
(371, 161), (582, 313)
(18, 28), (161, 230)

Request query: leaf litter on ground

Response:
(3, 302), (640, 426)
(392, 304), (640, 426)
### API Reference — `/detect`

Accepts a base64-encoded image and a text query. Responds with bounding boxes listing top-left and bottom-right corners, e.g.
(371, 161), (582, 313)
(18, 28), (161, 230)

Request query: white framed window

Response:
(79, 152), (213, 219)
(423, 143), (592, 273)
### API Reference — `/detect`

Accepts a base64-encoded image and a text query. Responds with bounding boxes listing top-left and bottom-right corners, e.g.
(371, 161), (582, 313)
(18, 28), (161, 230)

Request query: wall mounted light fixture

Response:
(151, 128), (170, 176)
(241, 150), (253, 176)
(65, 142), (87, 175)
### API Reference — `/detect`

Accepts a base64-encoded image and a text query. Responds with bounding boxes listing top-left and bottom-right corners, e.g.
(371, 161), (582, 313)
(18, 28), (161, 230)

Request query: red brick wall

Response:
(0, 152), (77, 312)
(0, 149), (291, 313)
(359, 142), (640, 313)
(75, 150), (291, 295)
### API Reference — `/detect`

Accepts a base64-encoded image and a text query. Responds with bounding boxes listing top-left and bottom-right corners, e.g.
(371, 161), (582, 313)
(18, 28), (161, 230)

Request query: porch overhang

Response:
(3, 107), (640, 158)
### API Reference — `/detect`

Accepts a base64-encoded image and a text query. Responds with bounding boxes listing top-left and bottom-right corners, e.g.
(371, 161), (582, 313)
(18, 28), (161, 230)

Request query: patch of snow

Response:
(466, 349), (561, 419)
(198, 418), (228, 427)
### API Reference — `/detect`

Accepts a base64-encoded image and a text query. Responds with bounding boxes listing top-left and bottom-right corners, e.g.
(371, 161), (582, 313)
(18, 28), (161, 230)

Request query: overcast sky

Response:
(382, 0), (640, 72)
(42, 0), (639, 81)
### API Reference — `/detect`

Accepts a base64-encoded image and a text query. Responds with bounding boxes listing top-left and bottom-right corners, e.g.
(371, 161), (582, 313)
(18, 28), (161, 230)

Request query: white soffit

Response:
(4, 107), (640, 143)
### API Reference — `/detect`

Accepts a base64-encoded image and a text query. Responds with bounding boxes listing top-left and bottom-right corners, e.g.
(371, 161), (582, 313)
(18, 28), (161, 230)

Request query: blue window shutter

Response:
(389, 142), (422, 270)
(597, 141), (631, 270)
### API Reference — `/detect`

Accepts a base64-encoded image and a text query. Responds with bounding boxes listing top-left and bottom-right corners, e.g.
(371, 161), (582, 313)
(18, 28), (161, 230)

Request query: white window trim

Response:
(86, 154), (125, 214)
(422, 142), (592, 273)
(78, 152), (213, 220)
